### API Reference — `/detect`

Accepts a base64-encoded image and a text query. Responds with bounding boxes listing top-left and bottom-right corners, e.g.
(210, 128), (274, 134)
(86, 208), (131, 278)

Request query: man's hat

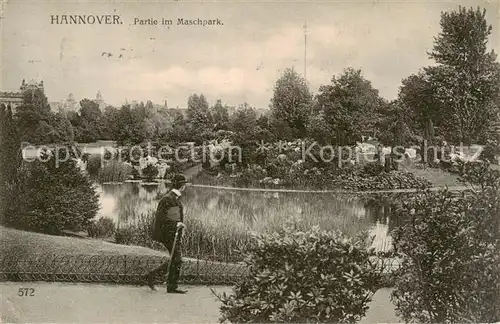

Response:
(172, 174), (188, 185)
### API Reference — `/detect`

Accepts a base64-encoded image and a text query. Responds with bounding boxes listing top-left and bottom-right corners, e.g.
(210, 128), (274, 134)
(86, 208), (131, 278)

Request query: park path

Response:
(0, 282), (399, 323)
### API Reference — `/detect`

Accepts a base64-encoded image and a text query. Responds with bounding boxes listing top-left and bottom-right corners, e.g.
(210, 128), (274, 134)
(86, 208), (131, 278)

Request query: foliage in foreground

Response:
(391, 164), (500, 323)
(2, 148), (100, 234)
(214, 224), (381, 323)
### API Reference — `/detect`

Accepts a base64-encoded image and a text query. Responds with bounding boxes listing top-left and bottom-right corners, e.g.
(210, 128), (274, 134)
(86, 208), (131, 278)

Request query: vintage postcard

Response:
(1, 0), (499, 323)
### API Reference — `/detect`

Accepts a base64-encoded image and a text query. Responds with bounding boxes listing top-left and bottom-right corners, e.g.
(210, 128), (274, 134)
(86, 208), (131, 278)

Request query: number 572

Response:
(18, 288), (35, 297)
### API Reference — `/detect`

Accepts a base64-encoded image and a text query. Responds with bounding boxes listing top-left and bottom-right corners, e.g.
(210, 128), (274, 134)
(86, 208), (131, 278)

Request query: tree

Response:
(50, 112), (74, 143)
(398, 72), (440, 145)
(2, 146), (100, 234)
(256, 113), (270, 131)
(115, 105), (147, 145)
(211, 99), (230, 131)
(0, 104), (21, 222)
(376, 100), (419, 147)
(391, 166), (500, 322)
(187, 93), (212, 143)
(72, 98), (102, 142)
(427, 6), (500, 144)
(270, 68), (313, 139)
(162, 110), (191, 143)
(230, 103), (257, 136)
(145, 100), (155, 118)
(306, 112), (331, 145)
(101, 106), (120, 140)
(15, 87), (56, 144)
(316, 68), (386, 145)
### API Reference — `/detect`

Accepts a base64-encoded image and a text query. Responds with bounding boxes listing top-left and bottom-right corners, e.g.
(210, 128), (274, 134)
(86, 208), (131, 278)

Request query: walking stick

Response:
(166, 225), (183, 277)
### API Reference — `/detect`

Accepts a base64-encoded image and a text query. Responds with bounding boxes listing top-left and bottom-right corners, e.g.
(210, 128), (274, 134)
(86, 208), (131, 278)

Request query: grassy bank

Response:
(0, 226), (166, 258)
(0, 226), (247, 285)
(400, 164), (462, 187)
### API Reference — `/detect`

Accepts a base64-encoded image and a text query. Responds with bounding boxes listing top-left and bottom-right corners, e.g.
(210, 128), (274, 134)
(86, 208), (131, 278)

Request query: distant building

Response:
(66, 93), (77, 111)
(0, 90), (23, 109)
(52, 93), (80, 113)
(168, 107), (188, 117)
(95, 90), (105, 109)
(0, 79), (44, 112)
(254, 107), (269, 118)
(21, 79), (44, 92)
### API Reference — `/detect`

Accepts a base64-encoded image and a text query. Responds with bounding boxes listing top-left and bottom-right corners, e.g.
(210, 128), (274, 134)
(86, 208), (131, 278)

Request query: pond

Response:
(96, 181), (402, 254)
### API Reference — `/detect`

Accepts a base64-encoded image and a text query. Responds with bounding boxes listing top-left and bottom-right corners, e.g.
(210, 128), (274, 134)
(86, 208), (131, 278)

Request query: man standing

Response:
(146, 174), (188, 293)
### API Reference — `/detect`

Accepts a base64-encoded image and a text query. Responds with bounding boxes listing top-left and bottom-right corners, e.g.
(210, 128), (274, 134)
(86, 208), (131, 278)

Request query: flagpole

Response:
(304, 21), (307, 81)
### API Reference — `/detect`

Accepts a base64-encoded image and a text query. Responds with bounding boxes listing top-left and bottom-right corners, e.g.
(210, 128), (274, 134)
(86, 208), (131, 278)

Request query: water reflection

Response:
(96, 183), (397, 252)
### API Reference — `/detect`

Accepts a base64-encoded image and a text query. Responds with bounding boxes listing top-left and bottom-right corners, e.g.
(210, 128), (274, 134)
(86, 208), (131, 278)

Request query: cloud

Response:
(309, 25), (357, 49)
(4, 1), (498, 108)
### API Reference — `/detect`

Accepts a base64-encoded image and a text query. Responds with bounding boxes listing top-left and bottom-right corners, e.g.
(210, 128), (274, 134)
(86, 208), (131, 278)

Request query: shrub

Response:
(214, 224), (381, 323)
(480, 139), (500, 165)
(142, 164), (159, 182)
(87, 217), (116, 238)
(362, 162), (385, 177)
(86, 155), (102, 177)
(114, 227), (138, 245)
(390, 166), (500, 323)
(2, 148), (100, 234)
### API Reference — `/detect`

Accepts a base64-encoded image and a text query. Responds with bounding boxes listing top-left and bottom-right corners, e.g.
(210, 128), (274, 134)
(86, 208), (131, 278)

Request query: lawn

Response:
(0, 226), (166, 257)
(400, 164), (462, 187)
(0, 226), (247, 285)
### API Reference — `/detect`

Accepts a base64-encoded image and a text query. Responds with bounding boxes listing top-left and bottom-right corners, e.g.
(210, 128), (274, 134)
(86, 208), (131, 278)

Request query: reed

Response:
(118, 188), (373, 263)
(97, 161), (133, 183)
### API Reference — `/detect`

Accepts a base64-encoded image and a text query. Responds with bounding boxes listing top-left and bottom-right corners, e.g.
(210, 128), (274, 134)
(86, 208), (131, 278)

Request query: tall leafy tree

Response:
(71, 98), (103, 142)
(101, 106), (120, 140)
(2, 147), (99, 234)
(316, 68), (386, 145)
(145, 100), (155, 118)
(270, 68), (313, 139)
(187, 93), (212, 143)
(50, 112), (74, 143)
(376, 100), (417, 146)
(230, 103), (258, 135)
(15, 87), (58, 144)
(115, 105), (147, 145)
(398, 72), (440, 145)
(427, 6), (500, 144)
(0, 104), (21, 222)
(166, 110), (190, 143)
(211, 99), (230, 131)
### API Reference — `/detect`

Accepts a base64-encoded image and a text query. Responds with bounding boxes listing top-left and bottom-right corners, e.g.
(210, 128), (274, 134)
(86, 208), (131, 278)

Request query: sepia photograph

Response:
(1, 0), (499, 322)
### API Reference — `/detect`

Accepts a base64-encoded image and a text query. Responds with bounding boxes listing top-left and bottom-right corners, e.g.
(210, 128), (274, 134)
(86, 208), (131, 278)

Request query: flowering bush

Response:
(202, 139), (433, 191)
(390, 166), (500, 323)
(214, 224), (381, 323)
(361, 162), (385, 177)
(142, 164), (159, 182)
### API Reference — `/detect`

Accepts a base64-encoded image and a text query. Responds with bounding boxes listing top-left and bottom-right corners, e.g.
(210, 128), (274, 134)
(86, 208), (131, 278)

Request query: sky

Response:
(1, 0), (499, 109)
